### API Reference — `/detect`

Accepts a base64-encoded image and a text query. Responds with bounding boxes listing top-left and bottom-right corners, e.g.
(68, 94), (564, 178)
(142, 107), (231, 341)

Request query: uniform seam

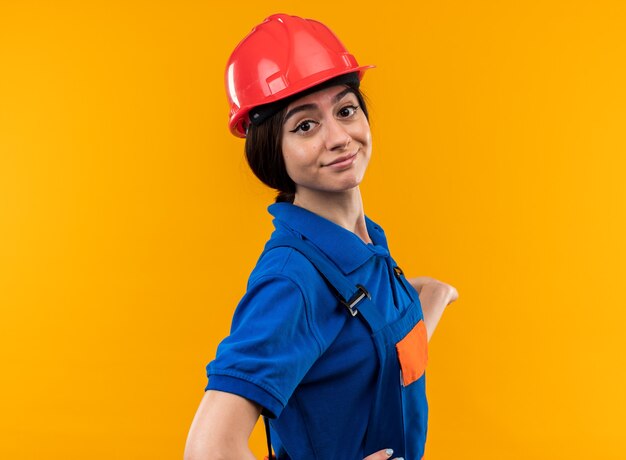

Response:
(207, 368), (288, 408)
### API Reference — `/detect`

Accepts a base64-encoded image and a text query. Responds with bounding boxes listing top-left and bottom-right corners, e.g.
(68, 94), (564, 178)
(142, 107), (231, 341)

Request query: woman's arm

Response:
(407, 277), (458, 341)
(185, 391), (405, 460)
(184, 390), (261, 460)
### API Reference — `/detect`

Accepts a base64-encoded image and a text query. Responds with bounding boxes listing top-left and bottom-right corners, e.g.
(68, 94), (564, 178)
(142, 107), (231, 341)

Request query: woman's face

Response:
(280, 85), (372, 199)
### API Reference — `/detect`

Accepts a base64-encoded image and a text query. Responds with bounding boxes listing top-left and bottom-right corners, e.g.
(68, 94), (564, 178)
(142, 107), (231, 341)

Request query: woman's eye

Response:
(290, 120), (316, 133)
(338, 105), (359, 118)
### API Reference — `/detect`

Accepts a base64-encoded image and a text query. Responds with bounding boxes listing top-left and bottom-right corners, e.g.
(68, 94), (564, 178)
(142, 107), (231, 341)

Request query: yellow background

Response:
(1, 1), (625, 458)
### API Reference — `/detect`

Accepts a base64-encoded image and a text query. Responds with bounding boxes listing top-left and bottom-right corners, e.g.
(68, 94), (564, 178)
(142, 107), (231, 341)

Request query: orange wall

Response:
(1, 1), (625, 458)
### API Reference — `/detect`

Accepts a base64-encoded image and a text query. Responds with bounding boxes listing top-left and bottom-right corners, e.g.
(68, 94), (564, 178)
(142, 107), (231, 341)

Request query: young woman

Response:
(185, 14), (458, 460)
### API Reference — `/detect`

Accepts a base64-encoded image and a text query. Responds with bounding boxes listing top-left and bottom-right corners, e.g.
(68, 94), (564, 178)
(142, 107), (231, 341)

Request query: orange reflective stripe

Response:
(396, 319), (428, 386)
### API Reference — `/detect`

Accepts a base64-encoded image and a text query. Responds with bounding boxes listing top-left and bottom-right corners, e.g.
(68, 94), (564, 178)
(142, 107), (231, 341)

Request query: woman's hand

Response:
(363, 448), (404, 460)
(409, 277), (458, 302)
(408, 276), (458, 341)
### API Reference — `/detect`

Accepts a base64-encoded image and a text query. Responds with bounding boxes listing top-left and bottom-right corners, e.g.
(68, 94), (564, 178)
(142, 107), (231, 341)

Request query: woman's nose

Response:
(324, 118), (352, 151)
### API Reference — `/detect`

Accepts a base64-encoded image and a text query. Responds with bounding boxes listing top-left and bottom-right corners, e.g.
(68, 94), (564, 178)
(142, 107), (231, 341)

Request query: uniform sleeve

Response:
(206, 274), (322, 418)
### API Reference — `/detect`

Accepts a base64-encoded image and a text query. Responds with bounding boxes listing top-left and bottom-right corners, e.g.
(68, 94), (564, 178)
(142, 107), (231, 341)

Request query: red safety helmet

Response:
(225, 13), (374, 137)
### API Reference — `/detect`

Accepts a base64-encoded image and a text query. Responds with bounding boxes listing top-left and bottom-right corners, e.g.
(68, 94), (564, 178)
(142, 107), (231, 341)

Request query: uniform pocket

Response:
(395, 319), (428, 386)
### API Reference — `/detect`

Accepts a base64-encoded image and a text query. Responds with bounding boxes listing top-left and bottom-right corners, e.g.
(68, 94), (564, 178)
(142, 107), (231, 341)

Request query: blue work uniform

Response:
(206, 202), (428, 459)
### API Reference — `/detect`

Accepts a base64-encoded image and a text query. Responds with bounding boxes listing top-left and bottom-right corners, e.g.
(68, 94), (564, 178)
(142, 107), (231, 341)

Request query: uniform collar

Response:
(268, 202), (390, 275)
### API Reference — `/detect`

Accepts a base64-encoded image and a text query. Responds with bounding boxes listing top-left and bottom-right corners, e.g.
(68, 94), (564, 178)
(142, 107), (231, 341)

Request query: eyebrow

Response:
(283, 87), (356, 124)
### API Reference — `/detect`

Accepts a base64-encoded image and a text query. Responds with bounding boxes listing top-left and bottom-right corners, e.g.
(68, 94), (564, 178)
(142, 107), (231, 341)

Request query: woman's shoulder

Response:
(247, 228), (345, 310)
(249, 243), (325, 290)
(236, 234), (353, 353)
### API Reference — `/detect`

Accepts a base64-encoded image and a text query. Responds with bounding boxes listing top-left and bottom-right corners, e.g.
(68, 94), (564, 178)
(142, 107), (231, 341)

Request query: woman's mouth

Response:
(324, 152), (358, 168)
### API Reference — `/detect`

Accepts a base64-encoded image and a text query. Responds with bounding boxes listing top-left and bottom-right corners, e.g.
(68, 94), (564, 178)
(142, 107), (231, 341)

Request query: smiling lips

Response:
(323, 151), (358, 168)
